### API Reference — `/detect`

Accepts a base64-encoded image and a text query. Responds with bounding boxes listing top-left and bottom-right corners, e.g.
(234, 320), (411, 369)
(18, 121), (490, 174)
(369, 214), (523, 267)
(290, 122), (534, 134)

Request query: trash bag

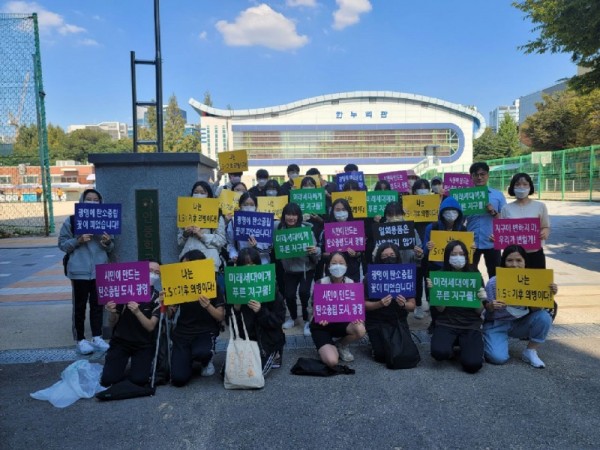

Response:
(30, 360), (106, 408)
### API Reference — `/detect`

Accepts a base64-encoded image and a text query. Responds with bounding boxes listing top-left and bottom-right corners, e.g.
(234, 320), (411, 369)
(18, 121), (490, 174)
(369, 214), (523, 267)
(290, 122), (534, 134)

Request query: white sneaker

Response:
(91, 336), (110, 352)
(303, 321), (312, 337)
(77, 339), (94, 355)
(336, 343), (354, 362)
(282, 318), (295, 329)
(413, 306), (425, 320)
(522, 349), (545, 368)
(201, 361), (215, 377)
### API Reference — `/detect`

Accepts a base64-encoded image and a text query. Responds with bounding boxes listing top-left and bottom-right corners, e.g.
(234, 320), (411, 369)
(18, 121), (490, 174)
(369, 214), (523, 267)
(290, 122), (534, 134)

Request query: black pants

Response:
(430, 325), (483, 374)
(170, 332), (216, 387)
(472, 248), (501, 278)
(525, 249), (546, 269)
(71, 279), (103, 341)
(415, 266), (425, 307)
(283, 270), (314, 321)
(101, 340), (155, 387)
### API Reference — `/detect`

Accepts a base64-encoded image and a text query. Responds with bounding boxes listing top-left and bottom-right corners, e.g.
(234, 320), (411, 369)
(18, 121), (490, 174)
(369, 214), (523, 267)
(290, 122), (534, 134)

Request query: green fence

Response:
(421, 145), (600, 201)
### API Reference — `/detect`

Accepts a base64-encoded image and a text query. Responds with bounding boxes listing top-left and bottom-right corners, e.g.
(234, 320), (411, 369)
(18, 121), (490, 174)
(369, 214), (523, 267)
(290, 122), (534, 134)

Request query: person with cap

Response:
(279, 164), (301, 197)
(249, 169), (270, 198)
(58, 188), (114, 355)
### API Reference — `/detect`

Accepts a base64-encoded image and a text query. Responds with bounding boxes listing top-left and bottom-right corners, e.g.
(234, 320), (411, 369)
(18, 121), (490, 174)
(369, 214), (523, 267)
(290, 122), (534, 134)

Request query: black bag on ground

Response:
(290, 357), (355, 377)
(95, 379), (155, 401)
(380, 321), (420, 370)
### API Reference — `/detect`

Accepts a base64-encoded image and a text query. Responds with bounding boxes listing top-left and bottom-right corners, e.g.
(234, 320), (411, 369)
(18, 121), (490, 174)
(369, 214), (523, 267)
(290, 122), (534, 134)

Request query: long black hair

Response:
(442, 240), (473, 272)
(329, 198), (354, 222)
(190, 181), (214, 198)
(501, 245), (528, 267)
(374, 242), (401, 263)
(278, 202), (303, 228)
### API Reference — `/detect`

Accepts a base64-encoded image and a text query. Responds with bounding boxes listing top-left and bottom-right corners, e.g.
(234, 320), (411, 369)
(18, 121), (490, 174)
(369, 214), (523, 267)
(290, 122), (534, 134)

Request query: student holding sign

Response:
(310, 252), (366, 366)
(427, 240), (487, 374)
(58, 188), (114, 355)
(169, 250), (226, 387)
(500, 173), (550, 269)
(482, 245), (557, 368)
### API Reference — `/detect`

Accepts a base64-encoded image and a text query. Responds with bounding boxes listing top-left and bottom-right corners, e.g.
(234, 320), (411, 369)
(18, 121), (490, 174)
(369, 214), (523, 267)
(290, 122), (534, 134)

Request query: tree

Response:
(513, 0), (600, 92)
(138, 104), (157, 153)
(62, 128), (115, 162)
(12, 124), (38, 157)
(473, 127), (500, 161)
(203, 90), (213, 107)
(495, 113), (521, 157)
(164, 94), (186, 152)
(174, 133), (201, 153)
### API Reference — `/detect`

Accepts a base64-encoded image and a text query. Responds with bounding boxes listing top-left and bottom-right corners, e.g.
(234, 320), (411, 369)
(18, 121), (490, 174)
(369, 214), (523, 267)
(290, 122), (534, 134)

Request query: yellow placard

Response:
(257, 196), (288, 220)
(218, 189), (243, 216)
(429, 230), (475, 263)
(403, 194), (441, 223)
(177, 197), (220, 228)
(162, 259), (217, 305)
(331, 191), (367, 218)
(495, 267), (554, 308)
(218, 150), (248, 173)
(292, 175), (320, 189)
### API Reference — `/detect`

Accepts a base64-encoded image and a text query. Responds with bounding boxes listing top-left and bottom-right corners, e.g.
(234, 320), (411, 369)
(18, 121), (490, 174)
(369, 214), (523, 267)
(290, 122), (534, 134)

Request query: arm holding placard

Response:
(127, 301), (159, 332)
(199, 294), (225, 322)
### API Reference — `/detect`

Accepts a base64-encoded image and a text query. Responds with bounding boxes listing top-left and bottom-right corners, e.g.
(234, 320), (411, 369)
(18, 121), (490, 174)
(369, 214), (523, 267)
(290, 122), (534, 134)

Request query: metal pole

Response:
(154, 0), (163, 153)
(131, 51), (138, 153)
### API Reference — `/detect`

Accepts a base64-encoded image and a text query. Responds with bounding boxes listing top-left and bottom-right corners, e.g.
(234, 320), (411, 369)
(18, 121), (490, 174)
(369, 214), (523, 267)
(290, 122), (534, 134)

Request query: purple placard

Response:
(493, 218), (541, 251)
(233, 210), (275, 244)
(336, 171), (366, 191)
(367, 264), (417, 299)
(443, 173), (473, 190)
(96, 261), (151, 305)
(313, 283), (365, 323)
(379, 170), (410, 193)
(324, 220), (366, 253)
(74, 203), (122, 234)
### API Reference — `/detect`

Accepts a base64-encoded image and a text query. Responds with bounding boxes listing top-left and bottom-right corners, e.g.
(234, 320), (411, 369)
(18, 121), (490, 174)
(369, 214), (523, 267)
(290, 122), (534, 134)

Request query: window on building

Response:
(22, 176), (38, 184)
(0, 175), (12, 184)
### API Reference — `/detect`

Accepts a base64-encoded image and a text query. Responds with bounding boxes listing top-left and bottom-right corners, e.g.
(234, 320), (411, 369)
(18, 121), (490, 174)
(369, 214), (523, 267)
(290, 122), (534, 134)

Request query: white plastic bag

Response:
(31, 360), (106, 408)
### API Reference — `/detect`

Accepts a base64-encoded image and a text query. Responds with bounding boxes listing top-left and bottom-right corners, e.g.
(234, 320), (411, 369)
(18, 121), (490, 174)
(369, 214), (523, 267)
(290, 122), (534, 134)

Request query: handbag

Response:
(380, 320), (421, 370)
(290, 357), (355, 377)
(224, 313), (265, 390)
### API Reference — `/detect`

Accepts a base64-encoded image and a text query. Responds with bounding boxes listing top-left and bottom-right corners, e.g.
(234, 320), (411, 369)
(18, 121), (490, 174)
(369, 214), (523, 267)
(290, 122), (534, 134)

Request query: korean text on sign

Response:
(74, 203), (122, 235)
(177, 197), (220, 228)
(495, 267), (554, 308)
(336, 171), (366, 191)
(224, 264), (276, 304)
(429, 230), (475, 263)
(366, 191), (398, 217)
(493, 218), (541, 251)
(219, 189), (243, 216)
(331, 191), (367, 218)
(450, 186), (489, 216)
(313, 283), (365, 323)
(290, 188), (326, 215)
(274, 227), (314, 259)
(161, 259), (217, 305)
(257, 196), (288, 220)
(218, 149), (248, 173)
(367, 263), (417, 299)
(373, 221), (416, 250)
(428, 271), (482, 308)
(403, 194), (441, 223)
(444, 173), (473, 190)
(96, 261), (151, 305)
(378, 170), (409, 193)
(233, 210), (275, 244)
(324, 220), (366, 253)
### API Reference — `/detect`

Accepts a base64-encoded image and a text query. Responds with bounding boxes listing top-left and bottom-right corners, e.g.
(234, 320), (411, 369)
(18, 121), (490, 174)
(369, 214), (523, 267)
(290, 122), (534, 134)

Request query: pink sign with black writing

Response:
(313, 283), (365, 323)
(493, 218), (541, 251)
(96, 261), (151, 304)
(444, 173), (473, 190)
(324, 220), (366, 253)
(379, 170), (409, 193)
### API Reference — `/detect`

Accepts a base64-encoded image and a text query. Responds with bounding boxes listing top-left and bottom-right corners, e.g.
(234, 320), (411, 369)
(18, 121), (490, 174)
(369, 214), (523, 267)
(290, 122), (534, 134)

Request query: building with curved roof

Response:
(189, 91), (485, 180)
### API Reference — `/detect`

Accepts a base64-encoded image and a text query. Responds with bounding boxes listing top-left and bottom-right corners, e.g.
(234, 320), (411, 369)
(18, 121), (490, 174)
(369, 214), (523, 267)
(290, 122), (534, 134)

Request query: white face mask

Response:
(193, 193), (207, 199)
(408, 179), (416, 188)
(449, 255), (466, 269)
(230, 176), (241, 184)
(84, 200), (100, 204)
(149, 273), (160, 287)
(387, 216), (404, 222)
(266, 190), (278, 197)
(289, 173), (299, 180)
(514, 188), (529, 199)
(442, 210), (459, 222)
(334, 210), (348, 221)
(241, 205), (256, 212)
(416, 189), (429, 195)
(329, 264), (347, 278)
(432, 185), (442, 194)
(257, 178), (268, 187)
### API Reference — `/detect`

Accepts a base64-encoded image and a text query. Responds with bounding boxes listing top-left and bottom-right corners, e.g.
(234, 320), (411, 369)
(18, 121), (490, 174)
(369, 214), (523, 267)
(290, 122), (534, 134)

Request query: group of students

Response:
(58, 161), (557, 390)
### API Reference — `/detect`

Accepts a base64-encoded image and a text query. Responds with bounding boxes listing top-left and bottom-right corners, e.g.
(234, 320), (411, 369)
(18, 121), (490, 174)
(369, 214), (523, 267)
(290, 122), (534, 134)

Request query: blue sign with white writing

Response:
(336, 171), (366, 191)
(367, 263), (417, 299)
(74, 203), (122, 234)
(233, 210), (275, 244)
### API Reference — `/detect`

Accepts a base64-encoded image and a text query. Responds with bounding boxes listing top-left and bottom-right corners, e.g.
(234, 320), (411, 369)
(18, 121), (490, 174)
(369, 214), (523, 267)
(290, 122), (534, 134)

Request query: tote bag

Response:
(381, 320), (421, 370)
(224, 313), (265, 390)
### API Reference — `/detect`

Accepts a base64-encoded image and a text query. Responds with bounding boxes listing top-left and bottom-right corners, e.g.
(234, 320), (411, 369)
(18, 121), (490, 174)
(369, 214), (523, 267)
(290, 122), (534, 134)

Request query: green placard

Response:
(428, 271), (482, 308)
(366, 191), (399, 217)
(450, 186), (489, 215)
(290, 188), (326, 215)
(225, 264), (276, 303)
(274, 227), (313, 259)
(135, 189), (161, 261)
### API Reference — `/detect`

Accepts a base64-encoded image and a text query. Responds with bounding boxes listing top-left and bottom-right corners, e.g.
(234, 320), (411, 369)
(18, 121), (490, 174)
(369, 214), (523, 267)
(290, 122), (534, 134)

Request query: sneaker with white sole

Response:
(522, 349), (545, 368)
(77, 339), (94, 355)
(336, 343), (354, 362)
(282, 318), (295, 329)
(91, 336), (110, 352)
(201, 361), (215, 377)
(413, 306), (425, 320)
(303, 321), (312, 337)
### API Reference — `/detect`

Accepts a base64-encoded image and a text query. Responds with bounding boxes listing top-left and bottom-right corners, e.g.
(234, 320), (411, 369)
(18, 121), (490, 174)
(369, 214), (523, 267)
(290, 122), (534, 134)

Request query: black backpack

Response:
(62, 215), (75, 276)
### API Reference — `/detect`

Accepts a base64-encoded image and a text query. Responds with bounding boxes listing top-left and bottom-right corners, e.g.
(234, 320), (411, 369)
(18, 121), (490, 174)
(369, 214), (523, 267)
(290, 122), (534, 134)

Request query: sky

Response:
(1, 0), (575, 130)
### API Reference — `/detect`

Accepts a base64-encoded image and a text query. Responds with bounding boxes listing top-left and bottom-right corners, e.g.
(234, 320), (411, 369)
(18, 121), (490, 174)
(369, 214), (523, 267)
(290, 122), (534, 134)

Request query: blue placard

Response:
(367, 263), (417, 299)
(336, 171), (366, 191)
(233, 210), (275, 244)
(74, 203), (122, 235)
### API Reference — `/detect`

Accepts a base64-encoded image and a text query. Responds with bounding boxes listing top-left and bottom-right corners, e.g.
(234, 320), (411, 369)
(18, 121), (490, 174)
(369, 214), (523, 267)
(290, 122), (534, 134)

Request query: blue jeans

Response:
(482, 310), (552, 364)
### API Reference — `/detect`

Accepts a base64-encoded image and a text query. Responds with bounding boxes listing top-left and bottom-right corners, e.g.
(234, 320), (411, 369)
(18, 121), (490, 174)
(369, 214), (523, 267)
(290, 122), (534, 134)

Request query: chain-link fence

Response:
(421, 145), (600, 201)
(0, 13), (53, 236)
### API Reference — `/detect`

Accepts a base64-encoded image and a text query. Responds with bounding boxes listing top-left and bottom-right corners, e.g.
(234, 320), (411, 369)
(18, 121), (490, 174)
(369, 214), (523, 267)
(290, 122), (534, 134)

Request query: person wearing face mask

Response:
(482, 245), (557, 368)
(101, 260), (162, 387)
(407, 170), (419, 191)
(499, 173), (550, 269)
(58, 188), (114, 355)
(213, 171), (245, 198)
(279, 163), (301, 198)
(264, 179), (281, 198)
(309, 252), (366, 366)
(249, 169), (270, 198)
(226, 193), (272, 265)
(431, 176), (446, 197)
(426, 240), (487, 374)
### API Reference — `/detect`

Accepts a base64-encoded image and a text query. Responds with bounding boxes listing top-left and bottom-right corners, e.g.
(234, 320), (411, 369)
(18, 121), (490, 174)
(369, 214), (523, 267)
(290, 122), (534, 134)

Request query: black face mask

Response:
(380, 256), (398, 264)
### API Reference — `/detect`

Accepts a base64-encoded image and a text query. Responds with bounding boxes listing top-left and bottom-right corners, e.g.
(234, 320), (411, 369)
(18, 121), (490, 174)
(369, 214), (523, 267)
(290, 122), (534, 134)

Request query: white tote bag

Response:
(224, 313), (265, 390)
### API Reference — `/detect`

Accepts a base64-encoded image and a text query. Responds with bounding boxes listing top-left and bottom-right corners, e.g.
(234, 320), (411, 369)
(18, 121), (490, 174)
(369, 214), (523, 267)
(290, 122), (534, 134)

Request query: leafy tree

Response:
(513, 0), (600, 92)
(572, 88), (600, 146)
(473, 127), (500, 161)
(138, 104), (157, 153)
(175, 133), (201, 152)
(12, 124), (38, 157)
(495, 113), (521, 157)
(62, 128), (115, 162)
(164, 94), (186, 152)
(203, 90), (213, 107)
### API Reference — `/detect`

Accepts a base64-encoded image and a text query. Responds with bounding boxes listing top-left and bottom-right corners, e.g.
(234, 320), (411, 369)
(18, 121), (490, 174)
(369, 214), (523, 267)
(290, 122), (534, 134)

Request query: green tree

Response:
(62, 129), (115, 162)
(513, 0), (600, 92)
(473, 127), (500, 161)
(12, 124), (38, 157)
(495, 113), (521, 157)
(138, 104), (157, 153)
(203, 90), (213, 107)
(164, 94), (186, 152)
(175, 133), (201, 152)
(47, 124), (67, 161)
(572, 88), (600, 146)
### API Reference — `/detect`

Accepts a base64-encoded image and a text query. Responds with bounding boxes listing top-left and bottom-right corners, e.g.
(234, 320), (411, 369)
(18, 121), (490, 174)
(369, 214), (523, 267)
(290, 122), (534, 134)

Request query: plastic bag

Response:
(30, 360), (106, 408)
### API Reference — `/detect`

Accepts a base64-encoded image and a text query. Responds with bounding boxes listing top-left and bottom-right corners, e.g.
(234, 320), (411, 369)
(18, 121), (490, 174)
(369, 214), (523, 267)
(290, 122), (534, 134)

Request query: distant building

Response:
(136, 105), (187, 128)
(67, 122), (128, 140)
(489, 100), (519, 132)
(519, 81), (568, 125)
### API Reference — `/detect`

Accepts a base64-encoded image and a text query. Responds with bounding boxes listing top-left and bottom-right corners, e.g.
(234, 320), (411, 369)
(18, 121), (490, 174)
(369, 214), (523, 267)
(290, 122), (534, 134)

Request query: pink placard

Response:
(313, 283), (365, 323)
(379, 170), (410, 193)
(96, 261), (152, 304)
(493, 218), (541, 251)
(444, 173), (473, 190)
(324, 220), (366, 253)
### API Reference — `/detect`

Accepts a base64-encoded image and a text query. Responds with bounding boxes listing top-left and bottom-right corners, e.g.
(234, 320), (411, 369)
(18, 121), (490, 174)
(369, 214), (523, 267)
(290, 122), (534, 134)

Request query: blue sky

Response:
(2, 0), (574, 130)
